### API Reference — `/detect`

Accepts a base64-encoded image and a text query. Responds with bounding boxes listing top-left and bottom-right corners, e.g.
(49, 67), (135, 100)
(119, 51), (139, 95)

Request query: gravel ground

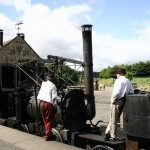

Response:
(92, 87), (125, 138)
(92, 87), (112, 125)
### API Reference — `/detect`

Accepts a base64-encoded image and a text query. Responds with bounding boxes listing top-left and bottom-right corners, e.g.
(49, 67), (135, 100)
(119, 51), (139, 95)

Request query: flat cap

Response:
(116, 68), (126, 75)
(46, 74), (55, 80)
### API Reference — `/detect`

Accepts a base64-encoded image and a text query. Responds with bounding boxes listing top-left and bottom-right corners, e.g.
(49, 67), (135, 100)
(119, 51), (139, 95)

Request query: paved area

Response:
(0, 125), (83, 150)
(93, 87), (112, 124)
(90, 87), (124, 137)
(0, 139), (25, 150)
(0, 87), (113, 150)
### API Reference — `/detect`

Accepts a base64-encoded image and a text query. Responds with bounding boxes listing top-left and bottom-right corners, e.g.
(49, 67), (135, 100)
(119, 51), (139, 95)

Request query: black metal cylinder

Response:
(81, 24), (95, 120)
(15, 92), (27, 122)
(0, 29), (3, 47)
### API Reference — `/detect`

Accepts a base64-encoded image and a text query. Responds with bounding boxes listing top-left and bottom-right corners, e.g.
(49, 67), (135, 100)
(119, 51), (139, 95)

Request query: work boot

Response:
(45, 135), (56, 141)
(104, 132), (111, 141)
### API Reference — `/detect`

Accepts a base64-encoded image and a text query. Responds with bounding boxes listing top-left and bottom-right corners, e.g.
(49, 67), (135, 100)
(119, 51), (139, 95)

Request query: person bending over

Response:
(37, 74), (57, 141)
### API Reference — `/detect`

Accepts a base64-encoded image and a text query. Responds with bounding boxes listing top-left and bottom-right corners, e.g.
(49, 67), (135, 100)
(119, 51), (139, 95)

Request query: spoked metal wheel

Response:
(52, 128), (63, 142)
(92, 145), (114, 150)
(41, 127), (63, 142)
(15, 124), (30, 133)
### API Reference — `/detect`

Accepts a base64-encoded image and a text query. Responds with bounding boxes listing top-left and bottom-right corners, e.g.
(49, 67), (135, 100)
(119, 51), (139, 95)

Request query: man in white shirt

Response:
(105, 68), (134, 141)
(37, 74), (57, 141)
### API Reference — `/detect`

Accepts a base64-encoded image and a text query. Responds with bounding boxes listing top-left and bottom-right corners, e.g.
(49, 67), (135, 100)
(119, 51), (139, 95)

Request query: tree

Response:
(99, 61), (150, 79)
(125, 72), (133, 80)
(44, 63), (79, 87)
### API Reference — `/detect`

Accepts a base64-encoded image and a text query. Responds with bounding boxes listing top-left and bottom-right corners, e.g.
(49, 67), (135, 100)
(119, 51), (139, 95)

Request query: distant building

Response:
(0, 30), (40, 64)
(0, 30), (40, 90)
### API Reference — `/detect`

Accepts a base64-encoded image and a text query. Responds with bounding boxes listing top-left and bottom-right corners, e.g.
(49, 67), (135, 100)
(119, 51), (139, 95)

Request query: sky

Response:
(1, 0), (150, 71)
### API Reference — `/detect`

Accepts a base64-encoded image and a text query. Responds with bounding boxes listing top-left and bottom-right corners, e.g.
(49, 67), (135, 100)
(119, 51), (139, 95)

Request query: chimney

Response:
(20, 33), (25, 40)
(0, 29), (3, 47)
(17, 33), (25, 40)
(81, 24), (95, 120)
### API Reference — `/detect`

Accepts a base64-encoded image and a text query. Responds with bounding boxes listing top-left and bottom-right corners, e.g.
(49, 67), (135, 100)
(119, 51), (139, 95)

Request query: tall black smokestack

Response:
(0, 29), (3, 47)
(81, 24), (95, 120)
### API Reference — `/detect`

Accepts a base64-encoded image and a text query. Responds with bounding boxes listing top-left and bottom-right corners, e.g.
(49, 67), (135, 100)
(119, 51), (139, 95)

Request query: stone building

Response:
(0, 30), (40, 90)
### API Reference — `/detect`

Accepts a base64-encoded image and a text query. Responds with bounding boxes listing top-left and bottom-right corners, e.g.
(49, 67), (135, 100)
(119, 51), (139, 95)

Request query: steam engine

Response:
(1, 25), (150, 150)
(0, 25), (102, 149)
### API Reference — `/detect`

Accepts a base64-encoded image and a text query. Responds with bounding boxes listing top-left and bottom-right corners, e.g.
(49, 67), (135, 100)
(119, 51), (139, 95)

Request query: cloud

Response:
(0, 13), (16, 38)
(92, 27), (150, 71)
(1, 1), (150, 72)
(0, 0), (30, 12)
(0, 0), (12, 5)
(21, 3), (90, 60)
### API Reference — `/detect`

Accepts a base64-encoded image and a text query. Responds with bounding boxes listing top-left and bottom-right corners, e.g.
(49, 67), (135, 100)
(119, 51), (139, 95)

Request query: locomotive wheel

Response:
(52, 128), (63, 142)
(42, 128), (63, 142)
(15, 124), (30, 133)
(92, 145), (114, 150)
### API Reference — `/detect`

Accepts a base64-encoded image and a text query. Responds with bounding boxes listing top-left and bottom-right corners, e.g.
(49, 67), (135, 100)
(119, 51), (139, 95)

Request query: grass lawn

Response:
(98, 77), (150, 91)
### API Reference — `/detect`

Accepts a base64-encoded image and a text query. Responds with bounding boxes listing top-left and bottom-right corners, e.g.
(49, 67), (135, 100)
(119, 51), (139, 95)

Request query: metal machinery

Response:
(0, 25), (128, 150)
(124, 93), (150, 150)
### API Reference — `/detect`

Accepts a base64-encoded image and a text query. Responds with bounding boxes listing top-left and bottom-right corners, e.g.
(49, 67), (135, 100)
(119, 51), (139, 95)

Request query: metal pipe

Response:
(16, 64), (41, 87)
(81, 24), (95, 120)
(0, 29), (3, 47)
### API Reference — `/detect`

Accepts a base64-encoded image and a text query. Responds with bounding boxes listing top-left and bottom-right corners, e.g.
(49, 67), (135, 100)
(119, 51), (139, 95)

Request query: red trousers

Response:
(40, 101), (54, 140)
